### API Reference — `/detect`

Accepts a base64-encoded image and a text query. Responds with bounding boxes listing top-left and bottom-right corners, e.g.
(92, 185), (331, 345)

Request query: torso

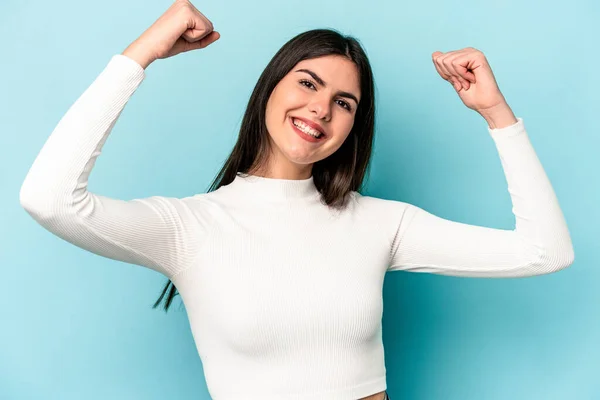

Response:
(174, 189), (399, 399)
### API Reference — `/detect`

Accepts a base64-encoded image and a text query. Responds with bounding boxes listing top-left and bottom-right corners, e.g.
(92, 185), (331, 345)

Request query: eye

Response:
(299, 79), (316, 90)
(336, 99), (352, 112)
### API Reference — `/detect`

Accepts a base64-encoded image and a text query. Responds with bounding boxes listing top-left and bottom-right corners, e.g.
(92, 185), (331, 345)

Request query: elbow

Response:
(20, 179), (56, 222)
(20, 168), (87, 224)
(557, 245), (575, 271)
(537, 242), (575, 275)
(20, 181), (42, 219)
(20, 179), (36, 212)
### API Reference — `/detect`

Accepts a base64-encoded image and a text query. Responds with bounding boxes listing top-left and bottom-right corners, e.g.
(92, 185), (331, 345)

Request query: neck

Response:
(228, 171), (319, 202)
(248, 159), (313, 181)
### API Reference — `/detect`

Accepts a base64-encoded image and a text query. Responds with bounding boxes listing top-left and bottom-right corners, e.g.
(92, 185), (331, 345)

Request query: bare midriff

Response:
(359, 390), (386, 400)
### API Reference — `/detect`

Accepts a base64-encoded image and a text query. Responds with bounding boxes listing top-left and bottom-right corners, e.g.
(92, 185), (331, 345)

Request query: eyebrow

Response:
(295, 68), (360, 105)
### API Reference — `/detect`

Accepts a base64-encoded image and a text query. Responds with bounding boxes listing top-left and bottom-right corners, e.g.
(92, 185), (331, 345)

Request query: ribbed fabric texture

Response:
(20, 54), (575, 400)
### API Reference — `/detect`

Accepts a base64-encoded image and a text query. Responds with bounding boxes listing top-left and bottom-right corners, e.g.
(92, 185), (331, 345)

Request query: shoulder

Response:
(341, 192), (423, 248)
(348, 191), (421, 230)
(351, 191), (416, 215)
(136, 189), (227, 229)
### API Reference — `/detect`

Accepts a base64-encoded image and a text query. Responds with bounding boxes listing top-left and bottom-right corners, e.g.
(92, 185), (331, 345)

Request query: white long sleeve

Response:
(19, 54), (213, 279)
(387, 117), (574, 277)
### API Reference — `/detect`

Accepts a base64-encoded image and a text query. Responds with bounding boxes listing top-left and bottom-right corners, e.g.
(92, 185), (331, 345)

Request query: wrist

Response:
(477, 101), (517, 129)
(122, 42), (156, 70)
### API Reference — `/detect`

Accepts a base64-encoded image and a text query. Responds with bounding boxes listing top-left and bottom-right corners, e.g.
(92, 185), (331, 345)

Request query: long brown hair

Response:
(153, 28), (377, 311)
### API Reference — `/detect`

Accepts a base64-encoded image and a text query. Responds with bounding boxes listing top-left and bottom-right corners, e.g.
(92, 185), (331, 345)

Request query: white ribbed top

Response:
(20, 54), (575, 400)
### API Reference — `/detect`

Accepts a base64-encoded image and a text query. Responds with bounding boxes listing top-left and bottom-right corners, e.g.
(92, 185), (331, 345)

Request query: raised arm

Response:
(19, 1), (220, 279)
(388, 117), (574, 277)
(387, 48), (574, 277)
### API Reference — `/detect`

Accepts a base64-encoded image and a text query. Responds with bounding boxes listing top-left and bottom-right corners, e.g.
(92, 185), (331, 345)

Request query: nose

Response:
(308, 96), (331, 121)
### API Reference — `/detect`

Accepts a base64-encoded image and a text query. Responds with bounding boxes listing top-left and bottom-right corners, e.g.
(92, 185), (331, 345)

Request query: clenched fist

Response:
(122, 0), (220, 69)
(432, 47), (506, 113)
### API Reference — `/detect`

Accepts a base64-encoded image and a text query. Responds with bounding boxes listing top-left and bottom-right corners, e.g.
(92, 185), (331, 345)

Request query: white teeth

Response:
(293, 118), (322, 138)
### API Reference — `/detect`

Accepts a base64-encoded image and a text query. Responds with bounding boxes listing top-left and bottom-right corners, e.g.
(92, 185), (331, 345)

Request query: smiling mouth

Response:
(290, 117), (325, 139)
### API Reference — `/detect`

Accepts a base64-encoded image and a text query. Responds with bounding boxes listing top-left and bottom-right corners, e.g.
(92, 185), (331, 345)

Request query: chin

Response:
(283, 150), (320, 165)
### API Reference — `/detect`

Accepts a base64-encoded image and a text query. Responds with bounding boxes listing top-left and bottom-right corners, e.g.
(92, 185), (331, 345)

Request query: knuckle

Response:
(177, 2), (193, 15)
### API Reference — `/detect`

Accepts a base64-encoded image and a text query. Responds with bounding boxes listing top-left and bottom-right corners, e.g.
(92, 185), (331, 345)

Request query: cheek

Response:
(334, 116), (356, 139)
(324, 118), (354, 152)
(267, 87), (306, 130)
(267, 88), (285, 116)
(278, 83), (307, 108)
(344, 117), (356, 133)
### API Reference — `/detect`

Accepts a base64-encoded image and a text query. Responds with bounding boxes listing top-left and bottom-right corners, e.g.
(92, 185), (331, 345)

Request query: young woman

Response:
(19, 1), (574, 399)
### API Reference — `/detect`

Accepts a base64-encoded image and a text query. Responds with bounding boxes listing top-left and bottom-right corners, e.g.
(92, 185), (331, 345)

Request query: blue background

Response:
(1, 0), (598, 399)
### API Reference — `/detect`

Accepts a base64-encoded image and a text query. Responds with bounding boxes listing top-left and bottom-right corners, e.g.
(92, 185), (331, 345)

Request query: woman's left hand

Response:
(431, 47), (507, 113)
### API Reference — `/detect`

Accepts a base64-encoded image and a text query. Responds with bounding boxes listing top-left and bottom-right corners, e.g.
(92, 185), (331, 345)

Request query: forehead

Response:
(291, 55), (361, 96)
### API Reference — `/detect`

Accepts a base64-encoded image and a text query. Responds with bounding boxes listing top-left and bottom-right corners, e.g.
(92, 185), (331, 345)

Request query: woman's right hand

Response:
(122, 0), (220, 69)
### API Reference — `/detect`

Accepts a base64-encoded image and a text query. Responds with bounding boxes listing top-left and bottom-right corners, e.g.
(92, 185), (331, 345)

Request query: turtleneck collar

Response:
(230, 172), (319, 201)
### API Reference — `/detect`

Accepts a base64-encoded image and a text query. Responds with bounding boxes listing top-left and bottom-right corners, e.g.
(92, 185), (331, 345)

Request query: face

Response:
(263, 55), (361, 177)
